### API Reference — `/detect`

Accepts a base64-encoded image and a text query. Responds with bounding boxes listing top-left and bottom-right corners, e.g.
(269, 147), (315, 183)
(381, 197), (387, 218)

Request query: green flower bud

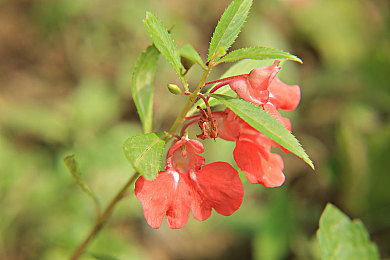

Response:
(167, 84), (182, 95)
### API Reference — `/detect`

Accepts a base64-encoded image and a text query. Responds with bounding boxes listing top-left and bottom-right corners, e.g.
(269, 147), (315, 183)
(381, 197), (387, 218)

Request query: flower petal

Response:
(233, 137), (286, 187)
(135, 171), (174, 229)
(269, 78), (301, 111)
(168, 137), (205, 172)
(263, 102), (284, 125)
(248, 60), (281, 91)
(229, 78), (264, 106)
(217, 109), (241, 141)
(188, 175), (212, 221)
(233, 137), (268, 184)
(194, 162), (244, 216)
(261, 153), (285, 187)
(165, 174), (192, 229)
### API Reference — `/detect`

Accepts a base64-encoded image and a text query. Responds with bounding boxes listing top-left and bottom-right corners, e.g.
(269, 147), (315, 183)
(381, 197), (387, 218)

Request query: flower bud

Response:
(167, 84), (182, 95)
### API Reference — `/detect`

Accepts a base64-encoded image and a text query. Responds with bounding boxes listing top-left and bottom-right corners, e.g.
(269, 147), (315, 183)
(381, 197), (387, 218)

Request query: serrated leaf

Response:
(179, 44), (206, 71)
(143, 12), (186, 86)
(218, 47), (303, 64)
(208, 0), (253, 62)
(317, 203), (380, 260)
(132, 45), (159, 133)
(210, 94), (314, 169)
(63, 155), (101, 215)
(123, 132), (167, 180)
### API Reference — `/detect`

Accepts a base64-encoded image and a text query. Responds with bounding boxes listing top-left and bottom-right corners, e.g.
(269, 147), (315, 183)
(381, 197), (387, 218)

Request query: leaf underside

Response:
(123, 132), (167, 180)
(131, 44), (160, 133)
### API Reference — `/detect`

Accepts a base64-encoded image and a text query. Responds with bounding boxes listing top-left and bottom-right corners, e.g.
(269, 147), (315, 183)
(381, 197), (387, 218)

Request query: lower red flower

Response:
(135, 137), (243, 229)
(217, 109), (286, 188)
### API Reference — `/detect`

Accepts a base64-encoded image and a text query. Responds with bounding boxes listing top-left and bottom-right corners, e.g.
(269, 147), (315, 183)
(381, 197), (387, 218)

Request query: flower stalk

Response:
(70, 172), (140, 260)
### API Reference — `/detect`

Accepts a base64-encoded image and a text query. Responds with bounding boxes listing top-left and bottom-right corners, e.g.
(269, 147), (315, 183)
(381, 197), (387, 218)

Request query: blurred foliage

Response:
(0, 0), (389, 259)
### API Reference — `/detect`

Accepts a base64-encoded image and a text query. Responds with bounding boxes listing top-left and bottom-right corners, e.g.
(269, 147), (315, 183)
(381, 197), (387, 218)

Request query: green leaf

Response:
(131, 45), (160, 133)
(63, 155), (101, 216)
(143, 12), (187, 86)
(317, 203), (380, 260)
(179, 44), (206, 71)
(218, 47), (303, 64)
(123, 132), (167, 180)
(208, 0), (253, 62)
(210, 94), (314, 169)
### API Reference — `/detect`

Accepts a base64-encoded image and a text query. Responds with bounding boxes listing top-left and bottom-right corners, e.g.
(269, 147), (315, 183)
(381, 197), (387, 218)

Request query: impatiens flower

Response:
(205, 60), (301, 127)
(135, 137), (243, 229)
(217, 109), (286, 187)
(228, 60), (301, 110)
(228, 61), (281, 106)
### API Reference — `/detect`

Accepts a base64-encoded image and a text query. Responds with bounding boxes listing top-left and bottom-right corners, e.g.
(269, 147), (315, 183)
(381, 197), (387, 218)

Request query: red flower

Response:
(217, 109), (285, 187)
(225, 61), (301, 153)
(204, 61), (300, 130)
(135, 137), (243, 229)
(228, 61), (300, 110)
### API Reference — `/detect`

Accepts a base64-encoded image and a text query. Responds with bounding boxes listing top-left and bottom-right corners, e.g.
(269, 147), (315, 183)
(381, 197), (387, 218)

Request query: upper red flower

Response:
(135, 137), (243, 229)
(228, 60), (301, 111)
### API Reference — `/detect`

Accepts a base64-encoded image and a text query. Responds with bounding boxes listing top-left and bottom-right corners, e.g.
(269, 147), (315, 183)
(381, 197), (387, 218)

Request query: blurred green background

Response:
(1, 0), (389, 259)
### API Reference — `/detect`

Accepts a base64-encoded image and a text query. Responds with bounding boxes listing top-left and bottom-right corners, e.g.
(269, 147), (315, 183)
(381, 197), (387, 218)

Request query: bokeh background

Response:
(1, 0), (389, 259)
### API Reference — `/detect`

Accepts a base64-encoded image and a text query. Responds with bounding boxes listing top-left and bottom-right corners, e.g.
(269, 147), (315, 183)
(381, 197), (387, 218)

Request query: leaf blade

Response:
(63, 155), (101, 215)
(122, 132), (167, 180)
(143, 12), (186, 86)
(210, 94), (314, 169)
(179, 44), (206, 71)
(218, 47), (303, 64)
(131, 45), (160, 133)
(208, 0), (253, 62)
(317, 203), (380, 260)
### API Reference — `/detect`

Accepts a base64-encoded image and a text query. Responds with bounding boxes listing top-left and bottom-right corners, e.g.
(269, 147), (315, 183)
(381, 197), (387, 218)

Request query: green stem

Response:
(181, 76), (189, 93)
(168, 66), (212, 134)
(70, 172), (140, 260)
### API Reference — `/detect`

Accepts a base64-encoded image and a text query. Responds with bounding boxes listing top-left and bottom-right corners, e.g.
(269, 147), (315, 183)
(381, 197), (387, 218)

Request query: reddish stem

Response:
(203, 74), (248, 86)
(180, 118), (199, 136)
(197, 93), (213, 118)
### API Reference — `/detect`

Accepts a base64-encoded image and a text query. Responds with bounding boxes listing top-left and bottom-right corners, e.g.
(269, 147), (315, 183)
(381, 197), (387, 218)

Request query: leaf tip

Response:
(63, 154), (75, 163)
(303, 156), (315, 170)
(296, 57), (303, 64)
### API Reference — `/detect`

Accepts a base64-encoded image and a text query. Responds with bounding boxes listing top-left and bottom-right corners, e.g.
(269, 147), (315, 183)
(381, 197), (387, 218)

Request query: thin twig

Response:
(70, 172), (140, 260)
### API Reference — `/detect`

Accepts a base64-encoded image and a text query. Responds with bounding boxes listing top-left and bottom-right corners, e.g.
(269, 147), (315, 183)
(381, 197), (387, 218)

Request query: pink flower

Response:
(217, 109), (286, 188)
(228, 61), (301, 111)
(205, 61), (300, 128)
(135, 137), (243, 229)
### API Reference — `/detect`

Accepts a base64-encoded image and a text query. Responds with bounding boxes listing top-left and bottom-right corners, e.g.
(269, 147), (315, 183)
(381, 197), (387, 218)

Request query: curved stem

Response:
(197, 93), (212, 118)
(180, 118), (199, 137)
(203, 74), (247, 86)
(70, 172), (140, 260)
